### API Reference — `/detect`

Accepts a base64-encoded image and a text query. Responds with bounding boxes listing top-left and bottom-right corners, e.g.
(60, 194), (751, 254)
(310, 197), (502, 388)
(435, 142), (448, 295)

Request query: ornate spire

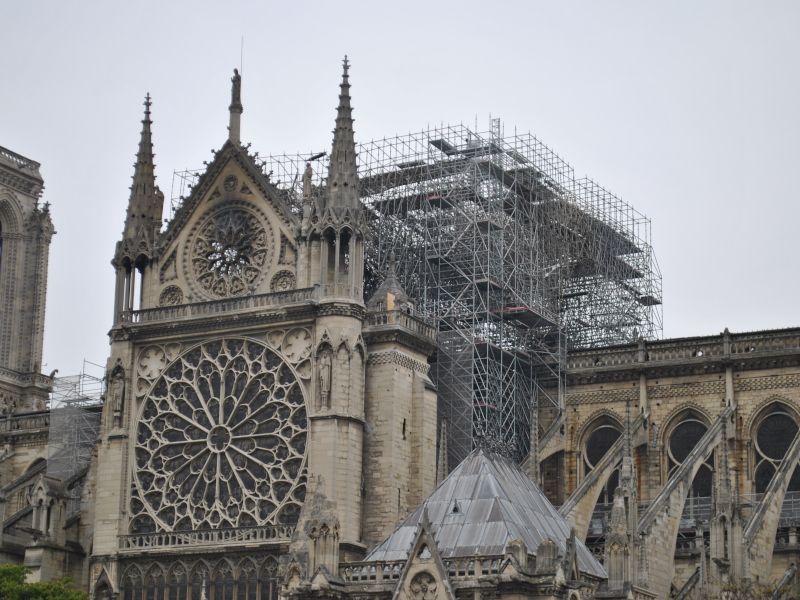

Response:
(130, 94), (155, 201)
(229, 68), (243, 144)
(326, 56), (359, 210)
(124, 93), (163, 238)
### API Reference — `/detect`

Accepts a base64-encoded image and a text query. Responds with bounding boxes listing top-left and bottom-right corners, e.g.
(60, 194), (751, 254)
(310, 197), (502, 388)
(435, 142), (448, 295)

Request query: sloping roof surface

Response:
(365, 449), (606, 579)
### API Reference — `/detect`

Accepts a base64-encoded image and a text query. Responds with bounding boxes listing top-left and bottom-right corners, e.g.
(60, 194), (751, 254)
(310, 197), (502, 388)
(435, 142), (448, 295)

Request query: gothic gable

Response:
(153, 142), (300, 304)
(393, 517), (454, 600)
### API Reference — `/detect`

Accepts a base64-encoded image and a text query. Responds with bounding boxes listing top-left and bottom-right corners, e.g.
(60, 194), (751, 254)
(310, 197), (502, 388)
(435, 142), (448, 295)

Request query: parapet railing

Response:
(0, 367), (53, 388)
(567, 328), (800, 370)
(365, 309), (436, 341)
(0, 145), (41, 171)
(120, 288), (318, 324)
(340, 556), (504, 583)
(0, 410), (51, 434)
(119, 524), (295, 550)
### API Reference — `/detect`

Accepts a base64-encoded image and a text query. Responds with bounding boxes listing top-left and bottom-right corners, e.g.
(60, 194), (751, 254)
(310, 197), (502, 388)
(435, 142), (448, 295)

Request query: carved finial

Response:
(388, 251), (397, 275)
(342, 55), (350, 77)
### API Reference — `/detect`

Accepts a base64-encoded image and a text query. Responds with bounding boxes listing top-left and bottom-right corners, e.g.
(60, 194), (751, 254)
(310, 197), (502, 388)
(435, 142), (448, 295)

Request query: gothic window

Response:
(238, 560), (258, 600)
(213, 561), (235, 600)
(752, 406), (800, 494)
(666, 412), (712, 497)
(121, 557), (279, 600)
(259, 557), (279, 600)
(122, 566), (143, 600)
(582, 418), (622, 504)
(189, 563), (209, 600)
(144, 565), (165, 600)
(130, 339), (307, 534)
(190, 208), (271, 298)
(168, 564), (187, 600)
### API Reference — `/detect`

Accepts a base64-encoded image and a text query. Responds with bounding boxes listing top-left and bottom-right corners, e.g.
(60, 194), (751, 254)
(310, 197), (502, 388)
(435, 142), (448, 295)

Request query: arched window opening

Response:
(122, 568), (143, 600)
(583, 420), (622, 504)
(260, 558), (279, 600)
(338, 229), (351, 278)
(168, 565), (187, 600)
(753, 407), (800, 494)
(322, 230), (336, 285)
(667, 415), (712, 498)
(95, 582), (112, 600)
(145, 566), (165, 600)
(213, 562), (235, 600)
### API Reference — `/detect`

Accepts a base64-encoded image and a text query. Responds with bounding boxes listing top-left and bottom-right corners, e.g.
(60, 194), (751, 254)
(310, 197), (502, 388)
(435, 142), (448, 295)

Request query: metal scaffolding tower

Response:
(173, 120), (662, 469)
(47, 364), (104, 481)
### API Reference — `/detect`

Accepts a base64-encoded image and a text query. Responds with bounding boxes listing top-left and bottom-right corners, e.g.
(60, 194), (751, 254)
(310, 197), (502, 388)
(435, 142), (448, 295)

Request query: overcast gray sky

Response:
(2, 1), (798, 376)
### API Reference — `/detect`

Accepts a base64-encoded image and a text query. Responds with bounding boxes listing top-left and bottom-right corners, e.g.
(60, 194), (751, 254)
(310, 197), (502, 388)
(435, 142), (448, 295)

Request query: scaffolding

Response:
(174, 120), (662, 468)
(47, 363), (104, 481)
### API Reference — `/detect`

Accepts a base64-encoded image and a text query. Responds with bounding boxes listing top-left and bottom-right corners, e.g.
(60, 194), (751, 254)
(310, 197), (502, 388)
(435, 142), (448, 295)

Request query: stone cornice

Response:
(566, 328), (800, 384)
(365, 350), (430, 375)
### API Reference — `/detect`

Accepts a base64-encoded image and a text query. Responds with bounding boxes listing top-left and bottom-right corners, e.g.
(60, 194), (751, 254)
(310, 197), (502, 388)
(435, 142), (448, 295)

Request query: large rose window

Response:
(130, 339), (307, 534)
(191, 208), (270, 298)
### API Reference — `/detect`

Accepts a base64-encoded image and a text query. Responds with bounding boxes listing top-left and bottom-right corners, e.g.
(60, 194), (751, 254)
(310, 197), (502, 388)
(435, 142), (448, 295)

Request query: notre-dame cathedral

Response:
(1, 59), (800, 600)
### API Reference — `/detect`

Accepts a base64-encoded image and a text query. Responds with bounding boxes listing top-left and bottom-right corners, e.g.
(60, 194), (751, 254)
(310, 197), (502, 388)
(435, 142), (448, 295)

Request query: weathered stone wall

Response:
(556, 328), (800, 592)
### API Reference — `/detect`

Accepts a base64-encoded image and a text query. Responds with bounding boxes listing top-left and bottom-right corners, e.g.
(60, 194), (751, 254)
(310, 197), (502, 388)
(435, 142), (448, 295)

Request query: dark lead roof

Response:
(364, 448), (607, 580)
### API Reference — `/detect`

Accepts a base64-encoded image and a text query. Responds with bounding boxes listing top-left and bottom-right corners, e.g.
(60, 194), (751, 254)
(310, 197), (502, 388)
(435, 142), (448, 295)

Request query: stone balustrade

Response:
(365, 309), (436, 341)
(0, 145), (41, 172)
(340, 556), (504, 583)
(118, 524), (295, 550)
(567, 328), (800, 371)
(120, 288), (318, 324)
(0, 410), (50, 434)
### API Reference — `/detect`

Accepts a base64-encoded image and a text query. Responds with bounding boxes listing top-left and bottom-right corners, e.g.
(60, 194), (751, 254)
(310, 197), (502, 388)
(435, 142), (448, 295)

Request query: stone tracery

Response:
(130, 338), (307, 533)
(191, 208), (271, 298)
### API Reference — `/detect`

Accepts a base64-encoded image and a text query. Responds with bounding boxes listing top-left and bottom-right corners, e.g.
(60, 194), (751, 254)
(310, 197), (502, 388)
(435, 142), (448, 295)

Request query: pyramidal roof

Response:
(365, 449), (606, 579)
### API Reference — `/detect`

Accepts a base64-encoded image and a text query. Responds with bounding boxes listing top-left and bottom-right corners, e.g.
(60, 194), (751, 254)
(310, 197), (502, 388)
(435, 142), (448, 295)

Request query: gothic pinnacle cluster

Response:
(325, 56), (359, 211)
(123, 93), (164, 241)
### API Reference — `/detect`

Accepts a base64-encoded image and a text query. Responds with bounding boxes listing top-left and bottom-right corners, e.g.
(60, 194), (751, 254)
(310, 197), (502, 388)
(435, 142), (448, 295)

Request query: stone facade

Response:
(546, 328), (800, 597)
(0, 146), (53, 416)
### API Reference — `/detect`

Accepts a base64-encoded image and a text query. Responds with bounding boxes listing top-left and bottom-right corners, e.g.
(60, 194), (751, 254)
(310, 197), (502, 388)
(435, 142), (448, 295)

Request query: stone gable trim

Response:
(366, 350), (429, 375)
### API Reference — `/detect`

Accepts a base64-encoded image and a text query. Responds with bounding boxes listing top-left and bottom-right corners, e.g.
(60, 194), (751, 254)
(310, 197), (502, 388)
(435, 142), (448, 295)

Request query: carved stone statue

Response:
(231, 69), (242, 106)
(319, 351), (332, 408)
(110, 368), (125, 427)
(410, 572), (438, 600)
